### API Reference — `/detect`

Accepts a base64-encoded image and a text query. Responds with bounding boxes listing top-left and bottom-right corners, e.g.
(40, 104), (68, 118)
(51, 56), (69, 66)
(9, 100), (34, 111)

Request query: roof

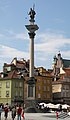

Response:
(63, 68), (70, 76)
(0, 70), (24, 79)
(4, 63), (15, 67)
(62, 59), (70, 68)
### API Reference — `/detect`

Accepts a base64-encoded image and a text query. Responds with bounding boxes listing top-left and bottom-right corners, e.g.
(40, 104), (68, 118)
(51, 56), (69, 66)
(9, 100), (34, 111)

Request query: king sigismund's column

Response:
(25, 6), (39, 104)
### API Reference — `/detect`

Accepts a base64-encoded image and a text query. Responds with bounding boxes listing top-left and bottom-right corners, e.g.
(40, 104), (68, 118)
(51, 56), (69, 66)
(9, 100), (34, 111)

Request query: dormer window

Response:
(5, 66), (11, 72)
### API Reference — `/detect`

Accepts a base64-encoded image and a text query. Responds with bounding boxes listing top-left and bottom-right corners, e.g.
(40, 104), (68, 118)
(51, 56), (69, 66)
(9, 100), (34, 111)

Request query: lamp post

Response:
(25, 6), (39, 100)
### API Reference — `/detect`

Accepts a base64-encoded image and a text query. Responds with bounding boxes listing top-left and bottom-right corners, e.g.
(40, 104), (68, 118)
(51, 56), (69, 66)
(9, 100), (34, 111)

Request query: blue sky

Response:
(0, 0), (70, 71)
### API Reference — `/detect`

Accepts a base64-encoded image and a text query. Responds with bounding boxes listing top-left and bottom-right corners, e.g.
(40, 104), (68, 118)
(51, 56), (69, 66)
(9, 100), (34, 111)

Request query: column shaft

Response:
(30, 37), (34, 77)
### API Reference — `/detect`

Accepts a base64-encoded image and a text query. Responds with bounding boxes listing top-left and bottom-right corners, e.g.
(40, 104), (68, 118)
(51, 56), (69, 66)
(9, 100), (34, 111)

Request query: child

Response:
(56, 111), (58, 119)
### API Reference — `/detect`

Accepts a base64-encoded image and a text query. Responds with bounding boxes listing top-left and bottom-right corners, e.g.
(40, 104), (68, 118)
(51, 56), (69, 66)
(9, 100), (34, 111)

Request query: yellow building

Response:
(0, 79), (11, 104)
(0, 78), (24, 105)
(0, 61), (24, 105)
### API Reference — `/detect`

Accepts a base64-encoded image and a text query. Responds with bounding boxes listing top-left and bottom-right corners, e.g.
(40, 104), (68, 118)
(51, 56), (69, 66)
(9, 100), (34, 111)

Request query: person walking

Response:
(0, 104), (2, 120)
(11, 106), (16, 120)
(4, 105), (9, 120)
(17, 104), (22, 120)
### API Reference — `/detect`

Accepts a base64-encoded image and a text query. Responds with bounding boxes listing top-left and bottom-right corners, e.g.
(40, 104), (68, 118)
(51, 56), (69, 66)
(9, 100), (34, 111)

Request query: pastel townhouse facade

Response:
(35, 75), (52, 102)
(0, 58), (25, 105)
(0, 78), (24, 105)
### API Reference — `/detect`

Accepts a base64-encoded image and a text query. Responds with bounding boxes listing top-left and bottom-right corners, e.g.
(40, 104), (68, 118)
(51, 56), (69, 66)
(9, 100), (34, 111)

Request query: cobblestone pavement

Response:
(1, 112), (70, 120)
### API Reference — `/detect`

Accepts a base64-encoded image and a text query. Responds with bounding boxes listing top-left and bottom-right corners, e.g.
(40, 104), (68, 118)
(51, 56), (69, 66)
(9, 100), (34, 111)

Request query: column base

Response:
(24, 100), (42, 113)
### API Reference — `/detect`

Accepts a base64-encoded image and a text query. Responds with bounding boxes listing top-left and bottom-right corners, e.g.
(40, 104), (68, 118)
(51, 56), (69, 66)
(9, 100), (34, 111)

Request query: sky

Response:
(0, 0), (70, 72)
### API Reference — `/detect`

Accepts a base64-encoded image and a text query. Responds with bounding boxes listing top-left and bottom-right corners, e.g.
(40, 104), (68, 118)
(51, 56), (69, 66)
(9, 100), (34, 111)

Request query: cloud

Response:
(0, 30), (28, 40)
(35, 38), (70, 53)
(34, 31), (70, 67)
(0, 30), (70, 71)
(0, 44), (29, 58)
(14, 33), (28, 40)
(0, 44), (29, 71)
(62, 50), (70, 59)
(0, 45), (29, 71)
(35, 32), (70, 54)
(0, 33), (4, 38)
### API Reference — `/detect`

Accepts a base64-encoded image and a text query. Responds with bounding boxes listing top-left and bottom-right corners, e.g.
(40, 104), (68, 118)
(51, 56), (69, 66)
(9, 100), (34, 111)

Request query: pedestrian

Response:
(4, 105), (9, 120)
(56, 111), (58, 119)
(0, 104), (2, 120)
(11, 106), (16, 120)
(17, 104), (22, 120)
(21, 109), (25, 119)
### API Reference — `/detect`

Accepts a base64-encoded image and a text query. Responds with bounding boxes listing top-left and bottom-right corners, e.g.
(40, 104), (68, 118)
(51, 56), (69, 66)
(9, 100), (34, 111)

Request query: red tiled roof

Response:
(3, 70), (22, 79)
(4, 63), (15, 67)
(16, 60), (29, 69)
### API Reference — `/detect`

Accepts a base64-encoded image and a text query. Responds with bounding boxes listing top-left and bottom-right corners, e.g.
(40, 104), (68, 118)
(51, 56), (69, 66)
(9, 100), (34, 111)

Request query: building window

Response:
(47, 94), (50, 99)
(19, 91), (22, 97)
(15, 82), (18, 88)
(19, 82), (22, 88)
(63, 91), (66, 97)
(44, 80), (46, 84)
(6, 82), (10, 88)
(38, 79), (40, 82)
(43, 86), (46, 91)
(66, 91), (69, 97)
(66, 85), (69, 90)
(47, 86), (50, 91)
(38, 86), (40, 90)
(28, 85), (33, 97)
(43, 94), (46, 98)
(15, 91), (18, 97)
(6, 91), (9, 97)
(38, 93), (41, 98)
(47, 80), (50, 84)
(0, 83), (2, 88)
